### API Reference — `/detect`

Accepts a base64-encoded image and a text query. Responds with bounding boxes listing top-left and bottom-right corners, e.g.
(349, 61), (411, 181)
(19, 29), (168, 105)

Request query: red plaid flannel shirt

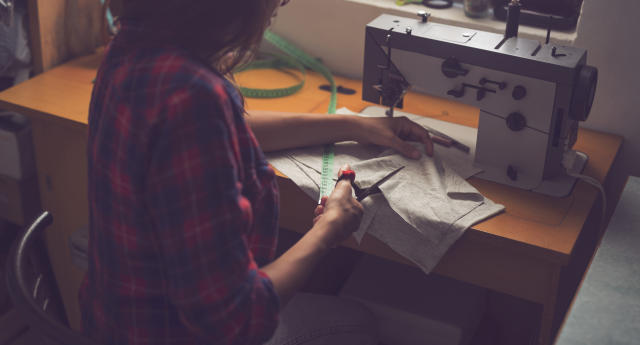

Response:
(80, 22), (280, 345)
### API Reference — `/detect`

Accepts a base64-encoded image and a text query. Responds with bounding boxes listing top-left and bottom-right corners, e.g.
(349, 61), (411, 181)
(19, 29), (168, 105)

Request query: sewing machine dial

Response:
(569, 65), (598, 121)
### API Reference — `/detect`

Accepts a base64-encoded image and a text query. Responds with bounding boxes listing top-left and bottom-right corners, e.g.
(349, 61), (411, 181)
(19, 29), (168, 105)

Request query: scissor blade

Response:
(354, 166), (406, 201)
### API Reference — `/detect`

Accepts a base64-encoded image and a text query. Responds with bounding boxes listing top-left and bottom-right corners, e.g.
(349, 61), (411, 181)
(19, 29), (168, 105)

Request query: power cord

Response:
(562, 149), (607, 234)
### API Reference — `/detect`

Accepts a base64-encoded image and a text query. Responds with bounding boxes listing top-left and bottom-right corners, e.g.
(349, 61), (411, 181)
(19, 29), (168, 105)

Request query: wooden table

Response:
(0, 52), (623, 345)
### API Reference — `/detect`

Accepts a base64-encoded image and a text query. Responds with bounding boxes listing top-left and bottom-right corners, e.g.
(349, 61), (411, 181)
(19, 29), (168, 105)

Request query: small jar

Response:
(464, 0), (491, 18)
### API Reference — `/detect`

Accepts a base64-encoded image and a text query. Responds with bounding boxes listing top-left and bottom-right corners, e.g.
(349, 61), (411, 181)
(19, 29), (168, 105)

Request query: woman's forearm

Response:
(260, 225), (330, 306)
(245, 110), (359, 152)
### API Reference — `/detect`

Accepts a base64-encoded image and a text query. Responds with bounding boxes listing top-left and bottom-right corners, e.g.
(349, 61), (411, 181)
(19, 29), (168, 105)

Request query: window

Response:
(345, 0), (578, 44)
(492, 0), (584, 30)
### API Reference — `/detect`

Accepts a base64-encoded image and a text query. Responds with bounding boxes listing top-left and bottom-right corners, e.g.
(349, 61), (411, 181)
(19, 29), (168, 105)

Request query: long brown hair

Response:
(111, 0), (280, 75)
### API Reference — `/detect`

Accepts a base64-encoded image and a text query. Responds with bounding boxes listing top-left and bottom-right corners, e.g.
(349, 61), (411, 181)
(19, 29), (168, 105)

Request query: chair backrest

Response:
(5, 211), (100, 345)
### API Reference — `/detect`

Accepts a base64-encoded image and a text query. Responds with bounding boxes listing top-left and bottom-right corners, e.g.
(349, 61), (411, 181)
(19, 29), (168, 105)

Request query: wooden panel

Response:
(27, 0), (104, 73)
(0, 174), (40, 227)
(30, 120), (89, 331)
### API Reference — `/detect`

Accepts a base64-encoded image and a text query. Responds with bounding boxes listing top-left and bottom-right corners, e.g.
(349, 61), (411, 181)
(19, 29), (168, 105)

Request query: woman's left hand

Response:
(352, 116), (433, 159)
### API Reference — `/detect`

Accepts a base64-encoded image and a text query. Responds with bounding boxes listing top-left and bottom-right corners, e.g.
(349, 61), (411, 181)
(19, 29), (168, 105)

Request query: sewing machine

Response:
(362, 1), (598, 196)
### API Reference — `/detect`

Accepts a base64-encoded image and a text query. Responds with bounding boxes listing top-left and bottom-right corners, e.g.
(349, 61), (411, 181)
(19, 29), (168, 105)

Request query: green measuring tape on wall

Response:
(237, 30), (337, 202)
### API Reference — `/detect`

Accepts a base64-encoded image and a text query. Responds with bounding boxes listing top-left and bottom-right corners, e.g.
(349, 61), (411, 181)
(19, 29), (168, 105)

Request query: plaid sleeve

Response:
(144, 80), (279, 345)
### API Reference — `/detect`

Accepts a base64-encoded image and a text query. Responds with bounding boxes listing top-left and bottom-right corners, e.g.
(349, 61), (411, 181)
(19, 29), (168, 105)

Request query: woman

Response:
(80, 1), (433, 344)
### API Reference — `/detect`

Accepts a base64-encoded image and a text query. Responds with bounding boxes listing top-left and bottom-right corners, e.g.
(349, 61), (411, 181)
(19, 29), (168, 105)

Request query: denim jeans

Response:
(265, 293), (378, 345)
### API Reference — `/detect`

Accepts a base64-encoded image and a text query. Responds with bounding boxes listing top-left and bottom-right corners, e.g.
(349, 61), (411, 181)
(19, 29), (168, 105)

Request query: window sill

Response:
(344, 0), (578, 45)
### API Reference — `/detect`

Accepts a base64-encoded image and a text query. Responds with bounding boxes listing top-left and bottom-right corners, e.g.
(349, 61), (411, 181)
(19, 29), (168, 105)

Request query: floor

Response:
(277, 228), (540, 345)
(0, 226), (541, 345)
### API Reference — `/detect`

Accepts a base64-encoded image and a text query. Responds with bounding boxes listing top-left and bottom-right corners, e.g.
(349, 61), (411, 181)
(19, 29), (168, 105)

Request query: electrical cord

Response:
(563, 150), (607, 234)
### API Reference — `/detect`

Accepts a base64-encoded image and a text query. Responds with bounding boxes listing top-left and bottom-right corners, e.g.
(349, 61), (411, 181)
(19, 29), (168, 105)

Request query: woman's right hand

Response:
(311, 165), (364, 248)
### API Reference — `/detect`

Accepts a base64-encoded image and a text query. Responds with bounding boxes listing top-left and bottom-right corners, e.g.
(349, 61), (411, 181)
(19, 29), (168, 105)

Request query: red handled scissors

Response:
(337, 166), (405, 201)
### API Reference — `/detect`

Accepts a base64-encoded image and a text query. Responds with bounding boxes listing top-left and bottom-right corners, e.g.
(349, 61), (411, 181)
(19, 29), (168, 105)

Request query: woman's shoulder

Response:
(142, 49), (244, 113)
(144, 48), (227, 91)
(106, 44), (235, 105)
(105, 40), (225, 89)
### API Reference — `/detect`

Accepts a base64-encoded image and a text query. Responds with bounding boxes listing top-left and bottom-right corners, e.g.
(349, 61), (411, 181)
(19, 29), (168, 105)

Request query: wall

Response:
(573, 1), (640, 183)
(270, 0), (640, 186)
(270, 0), (405, 79)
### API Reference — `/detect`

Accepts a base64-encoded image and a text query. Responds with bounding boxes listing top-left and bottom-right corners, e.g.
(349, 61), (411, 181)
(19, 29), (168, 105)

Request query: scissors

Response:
(336, 166), (405, 202)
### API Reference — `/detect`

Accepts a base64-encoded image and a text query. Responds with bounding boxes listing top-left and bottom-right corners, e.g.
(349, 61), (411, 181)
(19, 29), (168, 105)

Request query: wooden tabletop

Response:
(0, 51), (623, 266)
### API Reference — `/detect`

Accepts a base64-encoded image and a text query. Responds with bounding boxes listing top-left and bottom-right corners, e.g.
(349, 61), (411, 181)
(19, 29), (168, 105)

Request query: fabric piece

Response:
(266, 109), (504, 273)
(353, 154), (504, 272)
(265, 293), (377, 345)
(336, 107), (482, 180)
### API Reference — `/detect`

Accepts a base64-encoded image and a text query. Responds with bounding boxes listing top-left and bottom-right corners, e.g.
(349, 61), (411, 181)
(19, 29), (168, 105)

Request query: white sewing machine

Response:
(361, 1), (598, 197)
